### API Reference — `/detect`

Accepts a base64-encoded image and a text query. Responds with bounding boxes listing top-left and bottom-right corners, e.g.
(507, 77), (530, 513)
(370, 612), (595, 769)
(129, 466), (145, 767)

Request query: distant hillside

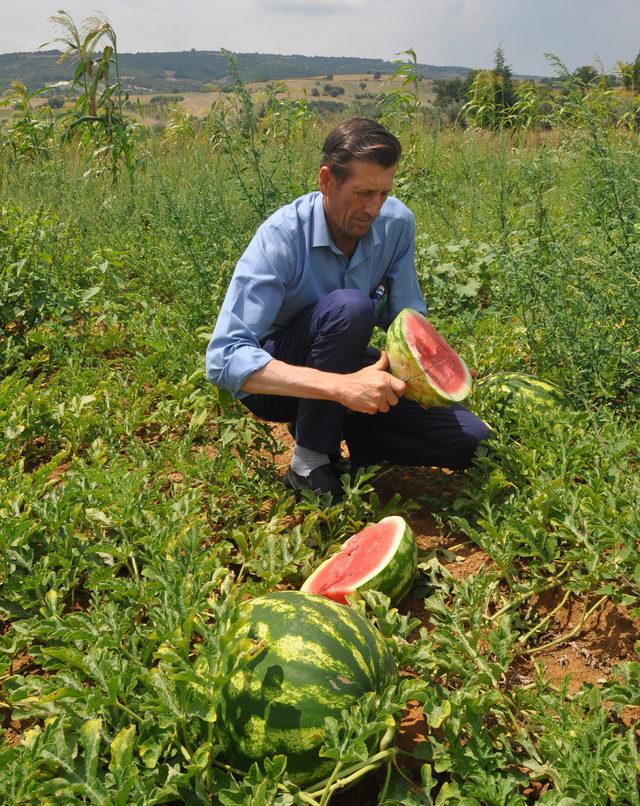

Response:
(0, 49), (476, 93)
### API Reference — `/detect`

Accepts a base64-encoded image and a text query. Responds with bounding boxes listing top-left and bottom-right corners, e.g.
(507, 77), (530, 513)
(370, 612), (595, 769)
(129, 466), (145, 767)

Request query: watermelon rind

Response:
(216, 591), (397, 786)
(386, 308), (472, 408)
(476, 372), (566, 415)
(301, 516), (417, 606)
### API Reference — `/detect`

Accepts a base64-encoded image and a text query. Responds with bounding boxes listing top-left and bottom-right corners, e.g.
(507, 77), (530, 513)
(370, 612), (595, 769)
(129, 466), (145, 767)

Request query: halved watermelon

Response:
(301, 515), (417, 606)
(386, 308), (472, 408)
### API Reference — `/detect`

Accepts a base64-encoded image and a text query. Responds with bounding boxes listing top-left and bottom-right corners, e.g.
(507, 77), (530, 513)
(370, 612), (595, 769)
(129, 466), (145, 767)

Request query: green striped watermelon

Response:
(476, 372), (566, 415)
(216, 591), (397, 786)
(301, 516), (417, 606)
(386, 308), (473, 408)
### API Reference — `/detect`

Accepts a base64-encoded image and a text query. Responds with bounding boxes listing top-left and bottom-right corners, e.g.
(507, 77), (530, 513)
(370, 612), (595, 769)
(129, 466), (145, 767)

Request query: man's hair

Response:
(321, 118), (401, 181)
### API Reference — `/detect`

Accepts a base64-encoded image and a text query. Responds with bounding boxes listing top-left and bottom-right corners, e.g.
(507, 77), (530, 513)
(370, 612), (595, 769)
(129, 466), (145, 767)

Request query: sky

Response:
(2, 0), (638, 77)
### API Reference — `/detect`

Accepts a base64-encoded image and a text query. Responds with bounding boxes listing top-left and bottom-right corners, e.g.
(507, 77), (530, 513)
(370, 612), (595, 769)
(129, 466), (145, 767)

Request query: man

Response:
(206, 118), (490, 503)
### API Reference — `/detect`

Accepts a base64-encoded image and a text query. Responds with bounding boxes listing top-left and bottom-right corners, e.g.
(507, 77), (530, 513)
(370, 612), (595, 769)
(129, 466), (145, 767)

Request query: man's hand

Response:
(338, 351), (406, 414)
(241, 353), (406, 413)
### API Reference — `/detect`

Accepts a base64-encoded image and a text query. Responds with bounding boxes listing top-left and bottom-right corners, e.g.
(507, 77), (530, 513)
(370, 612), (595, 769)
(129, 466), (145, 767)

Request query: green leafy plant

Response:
(206, 50), (313, 221)
(1, 52), (639, 803)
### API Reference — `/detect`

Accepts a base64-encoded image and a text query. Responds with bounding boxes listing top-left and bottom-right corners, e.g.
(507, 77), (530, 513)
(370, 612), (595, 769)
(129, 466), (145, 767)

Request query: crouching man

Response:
(206, 118), (490, 503)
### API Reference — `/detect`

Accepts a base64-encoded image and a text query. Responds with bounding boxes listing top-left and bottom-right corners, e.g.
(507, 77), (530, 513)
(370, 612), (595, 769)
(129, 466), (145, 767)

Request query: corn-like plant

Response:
(461, 70), (513, 130)
(508, 81), (542, 130)
(378, 48), (423, 131)
(0, 82), (56, 164)
(46, 10), (146, 183)
(162, 105), (197, 145)
(377, 49), (432, 203)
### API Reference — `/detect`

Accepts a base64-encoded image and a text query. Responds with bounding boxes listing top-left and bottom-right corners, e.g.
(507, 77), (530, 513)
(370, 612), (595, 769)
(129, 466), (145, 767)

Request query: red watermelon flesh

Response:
(406, 311), (467, 394)
(301, 516), (416, 606)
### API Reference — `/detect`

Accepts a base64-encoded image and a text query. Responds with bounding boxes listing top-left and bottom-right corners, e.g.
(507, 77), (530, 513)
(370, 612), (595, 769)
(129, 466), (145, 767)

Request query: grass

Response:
(0, 118), (639, 803)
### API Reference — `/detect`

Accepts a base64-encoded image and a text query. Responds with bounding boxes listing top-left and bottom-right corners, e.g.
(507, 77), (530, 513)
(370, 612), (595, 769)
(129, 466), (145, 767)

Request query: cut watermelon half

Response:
(301, 515), (417, 606)
(386, 308), (472, 407)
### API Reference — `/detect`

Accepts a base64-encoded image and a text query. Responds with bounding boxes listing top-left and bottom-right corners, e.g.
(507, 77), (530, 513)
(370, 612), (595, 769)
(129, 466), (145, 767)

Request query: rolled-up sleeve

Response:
(377, 212), (427, 330)
(206, 223), (294, 395)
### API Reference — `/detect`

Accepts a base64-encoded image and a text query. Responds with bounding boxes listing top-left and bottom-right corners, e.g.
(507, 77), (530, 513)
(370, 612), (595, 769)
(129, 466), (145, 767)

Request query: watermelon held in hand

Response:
(386, 308), (473, 408)
(301, 516), (417, 606)
(476, 372), (567, 416)
(216, 591), (397, 787)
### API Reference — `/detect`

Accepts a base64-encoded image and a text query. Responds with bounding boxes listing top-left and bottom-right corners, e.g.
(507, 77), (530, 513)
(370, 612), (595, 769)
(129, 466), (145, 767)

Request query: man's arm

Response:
(241, 351), (406, 415)
(206, 223), (291, 394)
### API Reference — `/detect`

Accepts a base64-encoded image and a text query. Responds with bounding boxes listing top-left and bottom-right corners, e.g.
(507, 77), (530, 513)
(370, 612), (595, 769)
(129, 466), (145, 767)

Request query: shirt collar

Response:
(311, 192), (333, 248)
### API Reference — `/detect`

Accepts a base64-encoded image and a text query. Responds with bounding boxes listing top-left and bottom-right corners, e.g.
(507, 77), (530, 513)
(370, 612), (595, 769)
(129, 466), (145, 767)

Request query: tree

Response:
(617, 61), (633, 91)
(432, 71), (477, 108)
(573, 65), (598, 88)
(492, 45), (516, 116)
(323, 83), (344, 97)
(47, 94), (65, 108)
(633, 51), (640, 92)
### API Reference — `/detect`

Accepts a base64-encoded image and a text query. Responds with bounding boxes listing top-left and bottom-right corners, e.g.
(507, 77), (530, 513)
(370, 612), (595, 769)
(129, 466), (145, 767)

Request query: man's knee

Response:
(315, 289), (375, 342)
(466, 415), (492, 445)
(448, 410), (492, 469)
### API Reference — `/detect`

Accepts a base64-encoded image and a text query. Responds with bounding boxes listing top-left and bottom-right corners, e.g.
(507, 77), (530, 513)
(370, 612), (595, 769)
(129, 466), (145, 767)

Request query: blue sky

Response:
(3, 0), (638, 76)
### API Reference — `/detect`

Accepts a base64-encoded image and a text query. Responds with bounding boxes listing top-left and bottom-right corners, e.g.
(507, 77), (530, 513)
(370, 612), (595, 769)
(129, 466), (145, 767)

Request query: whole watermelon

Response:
(476, 372), (566, 415)
(216, 591), (397, 786)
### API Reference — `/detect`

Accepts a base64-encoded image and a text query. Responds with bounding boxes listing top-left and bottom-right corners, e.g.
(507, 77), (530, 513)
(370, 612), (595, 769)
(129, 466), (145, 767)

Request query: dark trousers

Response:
(243, 289), (491, 471)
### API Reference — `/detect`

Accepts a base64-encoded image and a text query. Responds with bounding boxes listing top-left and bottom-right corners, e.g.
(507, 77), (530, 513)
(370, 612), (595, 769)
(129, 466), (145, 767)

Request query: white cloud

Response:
(264, 0), (378, 12)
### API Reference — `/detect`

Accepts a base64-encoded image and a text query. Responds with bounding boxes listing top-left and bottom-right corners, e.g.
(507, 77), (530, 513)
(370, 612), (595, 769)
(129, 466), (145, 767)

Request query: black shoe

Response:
(330, 454), (351, 477)
(285, 464), (344, 505)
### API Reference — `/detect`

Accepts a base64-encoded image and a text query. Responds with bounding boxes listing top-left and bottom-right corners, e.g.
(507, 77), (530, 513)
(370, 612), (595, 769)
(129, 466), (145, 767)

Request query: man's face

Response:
(319, 159), (397, 245)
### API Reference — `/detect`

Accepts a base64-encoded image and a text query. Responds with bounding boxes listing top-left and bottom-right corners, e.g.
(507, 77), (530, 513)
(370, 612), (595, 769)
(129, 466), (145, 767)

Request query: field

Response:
(1, 66), (640, 804)
(126, 73), (435, 127)
(5, 72), (434, 130)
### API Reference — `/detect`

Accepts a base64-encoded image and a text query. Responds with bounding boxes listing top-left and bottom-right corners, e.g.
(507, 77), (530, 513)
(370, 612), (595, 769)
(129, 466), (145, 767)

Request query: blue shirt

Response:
(206, 190), (426, 394)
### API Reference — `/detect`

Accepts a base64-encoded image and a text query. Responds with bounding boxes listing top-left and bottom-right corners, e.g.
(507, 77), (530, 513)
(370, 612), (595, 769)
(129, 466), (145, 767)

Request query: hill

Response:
(0, 49), (477, 93)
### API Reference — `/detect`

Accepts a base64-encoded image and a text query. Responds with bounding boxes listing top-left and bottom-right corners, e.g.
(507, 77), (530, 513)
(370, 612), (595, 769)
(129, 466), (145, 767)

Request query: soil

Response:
(2, 653), (41, 747)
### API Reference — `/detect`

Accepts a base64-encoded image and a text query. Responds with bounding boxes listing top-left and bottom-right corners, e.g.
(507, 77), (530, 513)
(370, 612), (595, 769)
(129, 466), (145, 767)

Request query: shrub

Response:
(308, 99), (347, 114)
(323, 83), (345, 98)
